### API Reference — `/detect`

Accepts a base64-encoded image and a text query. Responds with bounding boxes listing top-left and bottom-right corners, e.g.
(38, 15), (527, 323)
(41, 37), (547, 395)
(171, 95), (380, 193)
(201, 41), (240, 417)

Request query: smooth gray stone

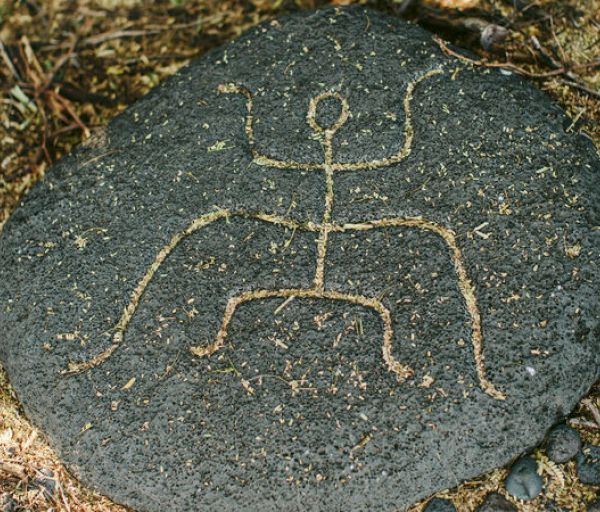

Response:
(0, 5), (599, 512)
(504, 456), (543, 500)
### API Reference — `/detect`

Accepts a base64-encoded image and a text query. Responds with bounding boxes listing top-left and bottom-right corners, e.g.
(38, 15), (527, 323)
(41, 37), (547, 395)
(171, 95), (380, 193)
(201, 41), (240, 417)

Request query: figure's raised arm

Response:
(218, 83), (323, 171)
(332, 68), (444, 172)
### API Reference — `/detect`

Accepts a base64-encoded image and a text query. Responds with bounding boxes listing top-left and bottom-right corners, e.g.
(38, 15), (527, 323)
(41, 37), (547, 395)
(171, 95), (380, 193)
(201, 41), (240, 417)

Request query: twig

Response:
(434, 35), (600, 84)
(82, 20), (203, 47)
(19, 36), (46, 89)
(549, 16), (568, 66)
(435, 35), (555, 77)
(142, 21), (206, 31)
(47, 91), (91, 138)
(501, 0), (551, 25)
(530, 34), (578, 81)
(530, 35), (561, 69)
(569, 417), (599, 431)
(0, 461), (27, 478)
(40, 121), (52, 164)
(79, 150), (120, 169)
(274, 296), (295, 315)
(45, 38), (77, 89)
(59, 482), (72, 512)
(565, 108), (585, 132)
(0, 38), (21, 81)
(48, 123), (83, 138)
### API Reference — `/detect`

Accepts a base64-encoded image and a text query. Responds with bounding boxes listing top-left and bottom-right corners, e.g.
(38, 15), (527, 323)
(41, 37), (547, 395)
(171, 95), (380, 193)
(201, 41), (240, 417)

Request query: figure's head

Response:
(307, 91), (350, 140)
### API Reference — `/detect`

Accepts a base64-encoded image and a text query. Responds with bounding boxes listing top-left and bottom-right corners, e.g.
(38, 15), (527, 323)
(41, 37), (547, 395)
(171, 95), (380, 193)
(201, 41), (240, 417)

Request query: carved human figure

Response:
(65, 68), (505, 401)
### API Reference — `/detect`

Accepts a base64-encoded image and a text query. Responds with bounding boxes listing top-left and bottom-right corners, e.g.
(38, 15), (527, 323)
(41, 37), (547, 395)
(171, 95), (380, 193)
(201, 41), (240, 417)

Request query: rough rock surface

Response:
(477, 493), (517, 512)
(545, 423), (581, 463)
(0, 6), (599, 512)
(424, 497), (457, 512)
(577, 445), (600, 485)
(587, 500), (600, 512)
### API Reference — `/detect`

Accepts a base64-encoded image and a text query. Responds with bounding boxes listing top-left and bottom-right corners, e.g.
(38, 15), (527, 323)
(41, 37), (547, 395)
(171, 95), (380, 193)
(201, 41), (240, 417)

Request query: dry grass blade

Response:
(582, 399), (600, 428)
(83, 29), (161, 46)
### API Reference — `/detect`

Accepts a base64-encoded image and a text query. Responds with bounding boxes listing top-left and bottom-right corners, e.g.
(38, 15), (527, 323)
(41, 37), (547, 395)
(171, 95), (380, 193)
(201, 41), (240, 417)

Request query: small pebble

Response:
(587, 500), (600, 512)
(545, 424), (581, 463)
(480, 24), (509, 51)
(505, 456), (543, 500)
(33, 468), (57, 498)
(477, 492), (517, 512)
(576, 445), (600, 486)
(0, 494), (17, 512)
(544, 499), (568, 511)
(424, 497), (457, 512)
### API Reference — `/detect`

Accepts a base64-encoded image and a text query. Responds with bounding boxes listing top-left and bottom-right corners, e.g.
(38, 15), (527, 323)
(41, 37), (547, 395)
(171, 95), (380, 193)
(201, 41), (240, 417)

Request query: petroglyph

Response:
(64, 68), (505, 400)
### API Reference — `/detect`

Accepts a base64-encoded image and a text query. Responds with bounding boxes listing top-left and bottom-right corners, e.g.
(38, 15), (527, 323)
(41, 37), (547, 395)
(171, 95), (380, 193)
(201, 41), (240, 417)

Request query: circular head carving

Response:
(307, 91), (350, 136)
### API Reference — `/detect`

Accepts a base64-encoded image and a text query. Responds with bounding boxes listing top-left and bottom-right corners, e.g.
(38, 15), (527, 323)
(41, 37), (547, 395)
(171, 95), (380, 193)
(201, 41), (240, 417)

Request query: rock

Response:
(543, 499), (568, 511)
(505, 456), (543, 500)
(577, 445), (600, 486)
(424, 497), (457, 512)
(587, 500), (600, 512)
(0, 5), (599, 512)
(477, 492), (517, 512)
(480, 24), (509, 51)
(33, 468), (57, 498)
(0, 494), (18, 512)
(545, 424), (581, 463)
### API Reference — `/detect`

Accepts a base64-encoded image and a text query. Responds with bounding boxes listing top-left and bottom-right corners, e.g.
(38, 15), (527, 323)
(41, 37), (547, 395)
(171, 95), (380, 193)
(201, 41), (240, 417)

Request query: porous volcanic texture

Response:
(1, 6), (599, 512)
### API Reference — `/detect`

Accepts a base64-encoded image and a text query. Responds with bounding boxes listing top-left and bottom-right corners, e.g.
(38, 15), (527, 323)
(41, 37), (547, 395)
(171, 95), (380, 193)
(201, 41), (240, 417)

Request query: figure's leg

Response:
(189, 290), (258, 358)
(63, 210), (230, 375)
(63, 210), (314, 376)
(409, 221), (506, 400)
(350, 292), (414, 383)
(190, 288), (415, 384)
(332, 218), (506, 400)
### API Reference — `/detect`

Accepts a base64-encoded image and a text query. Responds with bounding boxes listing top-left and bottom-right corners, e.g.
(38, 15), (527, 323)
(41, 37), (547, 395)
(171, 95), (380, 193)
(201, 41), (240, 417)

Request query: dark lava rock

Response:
(587, 500), (600, 512)
(477, 492), (517, 512)
(543, 499), (568, 511)
(545, 423), (581, 463)
(0, 6), (599, 512)
(424, 497), (457, 512)
(505, 456), (543, 500)
(0, 494), (18, 512)
(577, 445), (600, 485)
(33, 468), (57, 498)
